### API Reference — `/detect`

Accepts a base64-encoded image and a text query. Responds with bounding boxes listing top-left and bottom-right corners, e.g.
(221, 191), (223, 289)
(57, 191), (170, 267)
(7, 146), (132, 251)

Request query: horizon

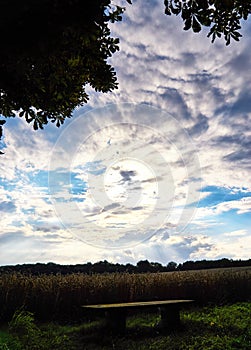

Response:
(1, 256), (251, 269)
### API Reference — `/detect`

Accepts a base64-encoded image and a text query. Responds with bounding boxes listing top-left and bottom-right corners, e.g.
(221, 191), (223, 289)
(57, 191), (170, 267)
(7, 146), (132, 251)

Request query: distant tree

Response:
(136, 260), (152, 273)
(164, 0), (251, 45)
(150, 262), (164, 272)
(125, 263), (137, 273)
(166, 261), (177, 271)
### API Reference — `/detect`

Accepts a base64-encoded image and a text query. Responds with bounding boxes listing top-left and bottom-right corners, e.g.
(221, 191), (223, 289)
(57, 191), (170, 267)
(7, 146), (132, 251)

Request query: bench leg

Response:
(158, 305), (181, 331)
(106, 308), (127, 335)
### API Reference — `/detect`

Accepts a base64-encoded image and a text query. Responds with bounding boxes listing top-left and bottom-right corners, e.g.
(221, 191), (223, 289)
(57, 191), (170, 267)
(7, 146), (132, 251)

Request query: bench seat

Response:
(82, 299), (194, 334)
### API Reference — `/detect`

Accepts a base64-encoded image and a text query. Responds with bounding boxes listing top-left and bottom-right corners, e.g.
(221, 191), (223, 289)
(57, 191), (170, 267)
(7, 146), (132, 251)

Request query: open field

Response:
(0, 266), (250, 323)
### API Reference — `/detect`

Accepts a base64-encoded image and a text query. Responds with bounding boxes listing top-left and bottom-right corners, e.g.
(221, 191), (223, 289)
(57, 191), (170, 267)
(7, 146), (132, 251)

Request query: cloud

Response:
(188, 114), (209, 137)
(100, 202), (121, 213)
(0, 231), (25, 245)
(189, 234), (251, 261)
(224, 229), (248, 237)
(194, 197), (251, 222)
(119, 170), (137, 183)
(214, 197), (251, 215)
(0, 0), (250, 265)
(0, 201), (16, 213)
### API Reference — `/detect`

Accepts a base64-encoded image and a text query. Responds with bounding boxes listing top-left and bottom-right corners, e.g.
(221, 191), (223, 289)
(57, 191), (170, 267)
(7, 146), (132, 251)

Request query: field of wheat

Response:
(0, 266), (250, 323)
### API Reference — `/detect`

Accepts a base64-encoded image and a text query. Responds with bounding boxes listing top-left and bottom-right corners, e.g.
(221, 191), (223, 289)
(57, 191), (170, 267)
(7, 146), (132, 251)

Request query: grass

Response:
(0, 329), (21, 350)
(0, 302), (250, 350)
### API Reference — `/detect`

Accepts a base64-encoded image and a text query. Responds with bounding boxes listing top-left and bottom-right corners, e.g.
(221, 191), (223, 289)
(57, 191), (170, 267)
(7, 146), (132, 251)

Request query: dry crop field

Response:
(0, 266), (250, 323)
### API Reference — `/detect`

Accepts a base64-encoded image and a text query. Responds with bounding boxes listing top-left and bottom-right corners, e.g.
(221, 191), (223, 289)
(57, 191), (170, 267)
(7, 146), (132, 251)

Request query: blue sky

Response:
(0, 0), (251, 266)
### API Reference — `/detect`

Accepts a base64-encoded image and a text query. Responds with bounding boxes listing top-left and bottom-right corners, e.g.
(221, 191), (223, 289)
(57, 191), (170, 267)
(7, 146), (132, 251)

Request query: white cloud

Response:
(193, 197), (251, 223)
(189, 234), (251, 261)
(224, 229), (248, 237)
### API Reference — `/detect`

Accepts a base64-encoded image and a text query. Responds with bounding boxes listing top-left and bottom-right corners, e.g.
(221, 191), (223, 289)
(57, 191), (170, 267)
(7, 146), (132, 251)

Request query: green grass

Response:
(0, 302), (250, 350)
(0, 328), (21, 350)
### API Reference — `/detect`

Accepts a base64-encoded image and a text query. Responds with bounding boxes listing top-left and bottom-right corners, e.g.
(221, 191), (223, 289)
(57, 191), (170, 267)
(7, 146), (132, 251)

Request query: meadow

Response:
(0, 267), (251, 349)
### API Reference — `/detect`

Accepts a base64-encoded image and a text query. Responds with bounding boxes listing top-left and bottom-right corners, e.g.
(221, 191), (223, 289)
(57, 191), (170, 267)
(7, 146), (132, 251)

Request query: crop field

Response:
(0, 266), (250, 323)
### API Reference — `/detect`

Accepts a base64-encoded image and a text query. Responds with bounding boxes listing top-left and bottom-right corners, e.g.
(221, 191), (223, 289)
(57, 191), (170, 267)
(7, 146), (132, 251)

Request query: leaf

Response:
(231, 32), (241, 41)
(170, 3), (182, 15)
(184, 18), (192, 31)
(165, 7), (171, 16)
(192, 17), (202, 33)
(25, 112), (34, 123)
(33, 120), (38, 130)
(38, 122), (44, 130)
(197, 13), (212, 27)
(182, 9), (191, 20)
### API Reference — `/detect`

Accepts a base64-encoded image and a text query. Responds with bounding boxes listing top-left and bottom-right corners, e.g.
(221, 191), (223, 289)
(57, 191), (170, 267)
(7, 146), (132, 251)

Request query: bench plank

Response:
(83, 299), (193, 309)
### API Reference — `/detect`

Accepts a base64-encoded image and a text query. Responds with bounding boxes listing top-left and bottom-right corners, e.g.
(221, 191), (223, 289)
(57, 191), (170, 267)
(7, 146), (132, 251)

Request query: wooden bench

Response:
(82, 299), (194, 334)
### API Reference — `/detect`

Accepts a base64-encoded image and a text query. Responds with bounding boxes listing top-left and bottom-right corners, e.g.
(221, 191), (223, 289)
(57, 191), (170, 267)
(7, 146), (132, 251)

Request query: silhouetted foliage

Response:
(0, 120), (6, 153)
(164, 0), (251, 45)
(0, 0), (130, 132)
(166, 261), (178, 271)
(0, 0), (250, 144)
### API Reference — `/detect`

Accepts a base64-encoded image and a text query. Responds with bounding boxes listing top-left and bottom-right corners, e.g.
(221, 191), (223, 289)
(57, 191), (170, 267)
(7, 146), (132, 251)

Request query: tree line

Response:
(0, 258), (250, 275)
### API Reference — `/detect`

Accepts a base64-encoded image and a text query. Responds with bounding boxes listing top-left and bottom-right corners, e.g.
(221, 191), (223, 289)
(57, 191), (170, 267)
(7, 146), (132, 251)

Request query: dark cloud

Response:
(216, 91), (251, 121)
(214, 134), (251, 147)
(188, 114), (209, 137)
(228, 52), (251, 74)
(0, 230), (63, 246)
(142, 177), (161, 183)
(212, 132), (251, 166)
(132, 206), (144, 211)
(212, 134), (251, 166)
(148, 135), (167, 145)
(110, 210), (126, 215)
(0, 231), (25, 244)
(159, 87), (190, 120)
(181, 52), (196, 67)
(120, 170), (137, 183)
(0, 201), (16, 213)
(223, 150), (251, 166)
(110, 205), (144, 215)
(166, 236), (214, 261)
(190, 72), (225, 105)
(101, 202), (121, 212)
(34, 225), (62, 233)
(231, 91), (251, 115)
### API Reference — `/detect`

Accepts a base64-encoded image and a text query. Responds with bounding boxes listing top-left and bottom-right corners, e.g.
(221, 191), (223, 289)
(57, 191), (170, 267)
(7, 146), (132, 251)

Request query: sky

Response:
(0, 0), (251, 266)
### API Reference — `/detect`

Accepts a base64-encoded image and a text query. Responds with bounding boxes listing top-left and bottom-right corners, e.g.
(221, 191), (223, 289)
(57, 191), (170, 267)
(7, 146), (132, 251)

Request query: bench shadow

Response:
(77, 316), (188, 344)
